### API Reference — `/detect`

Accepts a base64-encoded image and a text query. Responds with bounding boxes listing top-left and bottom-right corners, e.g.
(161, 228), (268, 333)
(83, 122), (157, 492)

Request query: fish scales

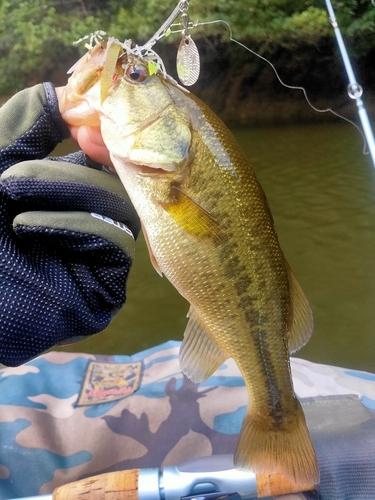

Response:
(59, 39), (319, 488)
(181, 95), (294, 396)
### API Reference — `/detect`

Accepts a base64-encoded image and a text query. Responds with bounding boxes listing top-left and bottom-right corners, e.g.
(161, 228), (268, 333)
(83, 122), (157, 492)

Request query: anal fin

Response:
(287, 267), (314, 354)
(180, 307), (227, 383)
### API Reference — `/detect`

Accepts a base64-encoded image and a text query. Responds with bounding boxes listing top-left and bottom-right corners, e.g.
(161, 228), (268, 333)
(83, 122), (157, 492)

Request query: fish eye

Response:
(124, 64), (149, 83)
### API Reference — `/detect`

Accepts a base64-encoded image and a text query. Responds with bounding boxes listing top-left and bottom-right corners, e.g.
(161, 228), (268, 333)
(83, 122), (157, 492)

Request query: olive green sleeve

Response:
(0, 83), (70, 172)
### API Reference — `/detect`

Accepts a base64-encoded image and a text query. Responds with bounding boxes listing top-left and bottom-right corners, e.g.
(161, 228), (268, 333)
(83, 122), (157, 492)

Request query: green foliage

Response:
(0, 0), (101, 93)
(0, 0), (373, 95)
(101, 0), (375, 52)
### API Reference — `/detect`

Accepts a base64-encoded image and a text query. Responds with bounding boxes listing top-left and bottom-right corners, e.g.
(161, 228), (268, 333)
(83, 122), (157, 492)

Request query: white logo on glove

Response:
(91, 213), (134, 239)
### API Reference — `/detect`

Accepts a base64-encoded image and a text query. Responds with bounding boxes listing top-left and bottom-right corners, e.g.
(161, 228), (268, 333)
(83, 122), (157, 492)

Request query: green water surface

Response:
(55, 121), (375, 372)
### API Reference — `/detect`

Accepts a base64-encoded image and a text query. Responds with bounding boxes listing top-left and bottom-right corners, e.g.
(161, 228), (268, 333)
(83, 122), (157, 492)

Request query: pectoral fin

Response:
(161, 186), (225, 242)
(180, 307), (227, 383)
(287, 267), (314, 353)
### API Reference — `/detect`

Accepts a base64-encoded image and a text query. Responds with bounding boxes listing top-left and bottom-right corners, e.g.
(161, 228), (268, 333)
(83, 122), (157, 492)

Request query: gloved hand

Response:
(0, 159), (140, 366)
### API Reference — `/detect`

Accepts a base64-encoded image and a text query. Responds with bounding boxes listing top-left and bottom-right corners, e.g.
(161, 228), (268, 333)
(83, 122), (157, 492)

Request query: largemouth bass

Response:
(60, 38), (319, 487)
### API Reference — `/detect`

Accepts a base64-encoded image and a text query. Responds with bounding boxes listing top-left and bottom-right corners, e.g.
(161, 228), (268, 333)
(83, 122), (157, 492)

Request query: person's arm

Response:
(0, 83), (114, 170)
(0, 83), (70, 172)
(0, 84), (140, 366)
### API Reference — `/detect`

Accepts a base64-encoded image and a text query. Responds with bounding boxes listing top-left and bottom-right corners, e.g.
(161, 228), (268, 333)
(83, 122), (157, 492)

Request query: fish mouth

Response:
(137, 164), (175, 174)
(108, 163), (168, 175)
(111, 156), (175, 176)
(129, 161), (176, 176)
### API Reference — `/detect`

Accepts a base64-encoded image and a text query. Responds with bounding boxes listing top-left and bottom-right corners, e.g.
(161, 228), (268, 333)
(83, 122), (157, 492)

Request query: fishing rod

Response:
(6, 455), (315, 500)
(324, 0), (375, 168)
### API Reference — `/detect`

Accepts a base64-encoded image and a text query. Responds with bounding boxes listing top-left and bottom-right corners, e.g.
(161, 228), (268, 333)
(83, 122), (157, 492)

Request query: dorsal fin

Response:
(287, 268), (314, 354)
(180, 307), (227, 383)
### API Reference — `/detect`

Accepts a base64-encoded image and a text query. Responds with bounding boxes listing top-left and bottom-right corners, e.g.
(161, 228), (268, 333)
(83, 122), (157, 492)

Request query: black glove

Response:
(0, 159), (140, 366)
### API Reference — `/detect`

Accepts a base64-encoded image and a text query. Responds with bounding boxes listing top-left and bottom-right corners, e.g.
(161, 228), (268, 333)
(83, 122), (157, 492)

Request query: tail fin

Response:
(234, 402), (319, 489)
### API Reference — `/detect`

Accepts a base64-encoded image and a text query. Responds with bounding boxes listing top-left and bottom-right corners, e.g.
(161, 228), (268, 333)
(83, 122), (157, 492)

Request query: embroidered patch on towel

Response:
(77, 361), (142, 406)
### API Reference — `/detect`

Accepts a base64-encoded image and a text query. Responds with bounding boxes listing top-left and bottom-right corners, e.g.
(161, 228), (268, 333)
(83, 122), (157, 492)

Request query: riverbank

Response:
(155, 37), (375, 127)
(2, 37), (374, 128)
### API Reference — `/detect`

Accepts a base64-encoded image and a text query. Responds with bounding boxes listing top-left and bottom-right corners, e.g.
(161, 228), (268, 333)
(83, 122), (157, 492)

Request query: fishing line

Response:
(166, 17), (368, 155)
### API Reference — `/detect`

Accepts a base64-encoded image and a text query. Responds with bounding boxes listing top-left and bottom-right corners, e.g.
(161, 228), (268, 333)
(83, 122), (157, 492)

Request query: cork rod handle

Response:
(53, 469), (140, 500)
(53, 469), (315, 500)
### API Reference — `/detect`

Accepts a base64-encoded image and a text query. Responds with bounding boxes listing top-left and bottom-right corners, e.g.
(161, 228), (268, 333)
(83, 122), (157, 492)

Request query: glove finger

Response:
(2, 159), (122, 193)
(1, 210), (134, 366)
(1, 160), (140, 238)
(13, 210), (136, 259)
